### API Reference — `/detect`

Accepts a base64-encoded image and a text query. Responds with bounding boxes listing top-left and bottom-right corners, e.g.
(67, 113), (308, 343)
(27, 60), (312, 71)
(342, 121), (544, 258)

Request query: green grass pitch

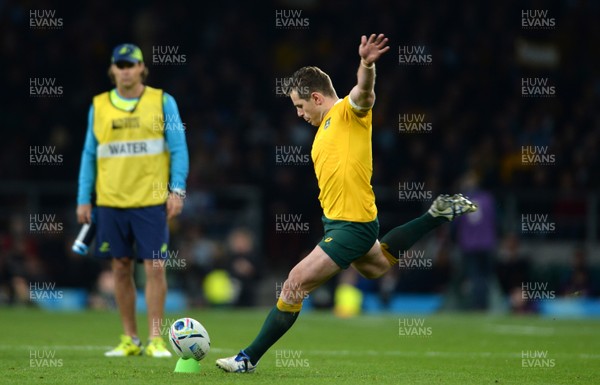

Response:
(0, 308), (598, 385)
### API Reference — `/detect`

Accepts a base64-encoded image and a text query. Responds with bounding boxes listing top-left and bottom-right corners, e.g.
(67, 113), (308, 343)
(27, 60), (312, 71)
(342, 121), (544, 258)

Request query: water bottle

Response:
(72, 222), (96, 255)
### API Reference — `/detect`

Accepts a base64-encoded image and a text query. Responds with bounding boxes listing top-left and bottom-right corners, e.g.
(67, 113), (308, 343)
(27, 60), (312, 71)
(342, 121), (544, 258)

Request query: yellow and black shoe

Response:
(104, 335), (142, 357)
(145, 336), (172, 358)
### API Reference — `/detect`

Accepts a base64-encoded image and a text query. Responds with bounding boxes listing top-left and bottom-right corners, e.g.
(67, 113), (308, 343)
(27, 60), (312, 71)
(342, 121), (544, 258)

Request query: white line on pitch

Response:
(2, 345), (599, 360)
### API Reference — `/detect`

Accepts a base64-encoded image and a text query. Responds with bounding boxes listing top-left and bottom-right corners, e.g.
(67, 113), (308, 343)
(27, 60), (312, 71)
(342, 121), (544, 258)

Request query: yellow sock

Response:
(276, 297), (303, 313)
(380, 242), (399, 266)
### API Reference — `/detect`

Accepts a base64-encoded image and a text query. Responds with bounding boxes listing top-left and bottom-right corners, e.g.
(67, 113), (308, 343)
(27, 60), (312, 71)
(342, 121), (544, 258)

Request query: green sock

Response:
(243, 306), (299, 365)
(380, 213), (447, 258)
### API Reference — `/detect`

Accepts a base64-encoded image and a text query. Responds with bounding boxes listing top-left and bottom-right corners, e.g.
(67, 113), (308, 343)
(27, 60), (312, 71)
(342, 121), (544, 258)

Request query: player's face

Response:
(111, 61), (144, 88)
(290, 90), (322, 127)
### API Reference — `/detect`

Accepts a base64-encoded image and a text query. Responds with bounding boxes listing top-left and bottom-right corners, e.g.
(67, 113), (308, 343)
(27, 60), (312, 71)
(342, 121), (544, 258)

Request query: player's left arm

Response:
(163, 93), (189, 219)
(349, 34), (390, 112)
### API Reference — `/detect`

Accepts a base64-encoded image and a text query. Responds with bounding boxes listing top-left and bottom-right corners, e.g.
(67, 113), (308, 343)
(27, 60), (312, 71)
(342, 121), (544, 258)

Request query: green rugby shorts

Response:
(318, 216), (379, 269)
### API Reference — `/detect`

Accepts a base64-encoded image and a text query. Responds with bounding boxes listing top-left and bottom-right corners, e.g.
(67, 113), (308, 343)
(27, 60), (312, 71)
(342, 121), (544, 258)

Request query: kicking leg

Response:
(380, 194), (477, 264)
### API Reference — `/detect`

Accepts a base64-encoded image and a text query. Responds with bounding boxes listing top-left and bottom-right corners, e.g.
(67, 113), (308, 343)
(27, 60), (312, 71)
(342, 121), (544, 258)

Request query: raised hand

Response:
(359, 34), (390, 65)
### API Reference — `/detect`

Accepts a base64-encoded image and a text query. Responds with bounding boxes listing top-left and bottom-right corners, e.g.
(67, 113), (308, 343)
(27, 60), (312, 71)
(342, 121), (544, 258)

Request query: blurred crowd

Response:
(1, 0), (599, 310)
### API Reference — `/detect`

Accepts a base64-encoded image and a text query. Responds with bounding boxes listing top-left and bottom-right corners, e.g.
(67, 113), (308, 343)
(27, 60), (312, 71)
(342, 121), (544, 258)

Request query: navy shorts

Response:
(96, 205), (168, 261)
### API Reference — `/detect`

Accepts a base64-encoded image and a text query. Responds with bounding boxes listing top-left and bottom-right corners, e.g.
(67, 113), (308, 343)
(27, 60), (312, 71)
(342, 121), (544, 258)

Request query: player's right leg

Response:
(96, 206), (142, 357)
(379, 193), (477, 266)
(352, 194), (478, 279)
(216, 245), (341, 373)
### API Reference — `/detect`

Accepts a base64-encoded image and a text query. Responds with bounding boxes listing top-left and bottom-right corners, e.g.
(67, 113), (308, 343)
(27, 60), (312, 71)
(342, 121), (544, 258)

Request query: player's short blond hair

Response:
(287, 66), (336, 100)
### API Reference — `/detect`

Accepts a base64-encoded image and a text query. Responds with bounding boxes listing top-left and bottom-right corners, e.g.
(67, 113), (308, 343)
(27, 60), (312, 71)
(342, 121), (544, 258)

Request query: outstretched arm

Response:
(349, 33), (390, 110)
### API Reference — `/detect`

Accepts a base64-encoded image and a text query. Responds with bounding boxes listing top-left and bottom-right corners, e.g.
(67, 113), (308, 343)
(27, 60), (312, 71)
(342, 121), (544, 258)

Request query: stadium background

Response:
(1, 0), (599, 316)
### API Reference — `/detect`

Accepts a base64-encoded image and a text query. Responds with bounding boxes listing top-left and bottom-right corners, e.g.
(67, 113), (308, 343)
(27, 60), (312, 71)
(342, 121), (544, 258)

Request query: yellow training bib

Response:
(93, 86), (169, 208)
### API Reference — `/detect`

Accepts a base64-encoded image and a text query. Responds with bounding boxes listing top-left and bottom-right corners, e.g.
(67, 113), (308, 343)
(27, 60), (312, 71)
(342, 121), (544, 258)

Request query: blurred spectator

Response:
(178, 224), (222, 306)
(560, 246), (594, 298)
(430, 239), (454, 294)
(495, 232), (533, 313)
(553, 172), (586, 239)
(88, 267), (116, 310)
(226, 226), (261, 307)
(455, 170), (497, 310)
(0, 214), (46, 306)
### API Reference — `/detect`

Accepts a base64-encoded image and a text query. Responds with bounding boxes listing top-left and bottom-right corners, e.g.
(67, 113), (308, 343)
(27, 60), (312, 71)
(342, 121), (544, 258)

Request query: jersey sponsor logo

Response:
(112, 117), (140, 129)
(97, 138), (166, 158)
(323, 117), (331, 130)
(324, 237), (333, 243)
